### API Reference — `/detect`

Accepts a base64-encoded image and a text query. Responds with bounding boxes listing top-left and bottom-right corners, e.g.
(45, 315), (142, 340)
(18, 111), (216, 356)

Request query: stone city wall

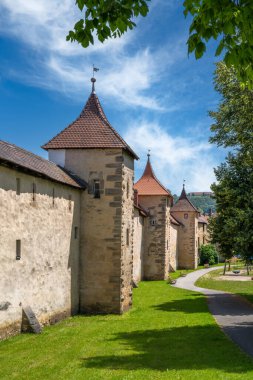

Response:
(0, 165), (81, 339)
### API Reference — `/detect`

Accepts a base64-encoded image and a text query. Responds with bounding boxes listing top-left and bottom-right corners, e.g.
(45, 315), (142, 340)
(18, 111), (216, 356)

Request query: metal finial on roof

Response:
(147, 149), (151, 161)
(179, 180), (187, 200)
(91, 65), (99, 94)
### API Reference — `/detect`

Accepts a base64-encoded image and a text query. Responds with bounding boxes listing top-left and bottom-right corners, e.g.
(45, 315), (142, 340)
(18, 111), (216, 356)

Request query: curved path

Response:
(173, 267), (253, 358)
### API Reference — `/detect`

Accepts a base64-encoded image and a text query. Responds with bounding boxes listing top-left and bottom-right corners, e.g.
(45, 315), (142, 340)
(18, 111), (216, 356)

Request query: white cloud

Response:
(124, 120), (217, 193)
(0, 0), (183, 109)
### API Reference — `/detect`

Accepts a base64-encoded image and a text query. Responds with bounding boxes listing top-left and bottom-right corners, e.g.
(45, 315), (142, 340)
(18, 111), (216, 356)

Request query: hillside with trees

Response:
(173, 194), (216, 214)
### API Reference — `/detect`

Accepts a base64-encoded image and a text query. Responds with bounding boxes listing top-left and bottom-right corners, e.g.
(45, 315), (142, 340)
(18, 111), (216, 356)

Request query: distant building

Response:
(188, 192), (213, 197)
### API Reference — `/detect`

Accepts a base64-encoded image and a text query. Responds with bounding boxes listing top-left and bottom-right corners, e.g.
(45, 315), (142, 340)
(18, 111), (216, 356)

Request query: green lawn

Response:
(1, 281), (253, 380)
(196, 268), (253, 304)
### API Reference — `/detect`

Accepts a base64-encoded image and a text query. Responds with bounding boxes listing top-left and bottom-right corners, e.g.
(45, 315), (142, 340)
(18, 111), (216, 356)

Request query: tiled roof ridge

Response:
(0, 139), (86, 188)
(2, 139), (60, 168)
(86, 94), (138, 159)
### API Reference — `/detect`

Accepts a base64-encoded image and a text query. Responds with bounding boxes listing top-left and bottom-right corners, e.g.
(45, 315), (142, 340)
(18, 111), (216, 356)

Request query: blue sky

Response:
(0, 0), (226, 194)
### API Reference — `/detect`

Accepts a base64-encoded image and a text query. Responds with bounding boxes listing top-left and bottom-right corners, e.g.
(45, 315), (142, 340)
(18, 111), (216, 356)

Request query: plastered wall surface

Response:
(169, 224), (178, 271)
(133, 209), (145, 282)
(0, 166), (81, 339)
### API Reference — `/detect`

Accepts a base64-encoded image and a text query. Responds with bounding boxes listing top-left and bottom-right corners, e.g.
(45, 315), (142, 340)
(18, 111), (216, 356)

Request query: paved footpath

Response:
(173, 267), (253, 358)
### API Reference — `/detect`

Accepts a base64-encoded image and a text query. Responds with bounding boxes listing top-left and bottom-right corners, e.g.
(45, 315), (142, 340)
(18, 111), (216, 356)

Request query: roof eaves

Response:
(0, 157), (85, 189)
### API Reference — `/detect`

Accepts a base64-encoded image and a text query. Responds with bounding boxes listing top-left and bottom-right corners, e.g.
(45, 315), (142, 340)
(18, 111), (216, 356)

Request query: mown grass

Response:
(196, 268), (253, 304)
(1, 281), (253, 380)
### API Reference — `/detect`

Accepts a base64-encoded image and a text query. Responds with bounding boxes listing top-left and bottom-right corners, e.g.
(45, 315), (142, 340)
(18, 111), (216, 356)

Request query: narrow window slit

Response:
(93, 180), (100, 198)
(16, 178), (20, 195)
(68, 195), (72, 211)
(32, 183), (36, 202)
(16, 240), (21, 260)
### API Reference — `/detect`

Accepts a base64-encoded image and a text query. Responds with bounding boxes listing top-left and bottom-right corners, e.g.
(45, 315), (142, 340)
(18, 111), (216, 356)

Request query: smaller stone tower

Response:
(171, 185), (199, 269)
(134, 154), (173, 280)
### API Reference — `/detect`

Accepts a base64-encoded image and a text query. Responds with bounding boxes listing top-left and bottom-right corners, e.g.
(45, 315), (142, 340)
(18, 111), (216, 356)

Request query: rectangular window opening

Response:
(32, 183), (36, 202)
(16, 240), (21, 260)
(52, 188), (55, 206)
(16, 178), (20, 195)
(93, 180), (100, 198)
(74, 226), (78, 239)
(126, 228), (130, 246)
(68, 195), (72, 211)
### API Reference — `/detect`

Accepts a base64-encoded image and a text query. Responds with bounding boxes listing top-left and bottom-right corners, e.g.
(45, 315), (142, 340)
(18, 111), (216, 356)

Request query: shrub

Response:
(199, 244), (218, 265)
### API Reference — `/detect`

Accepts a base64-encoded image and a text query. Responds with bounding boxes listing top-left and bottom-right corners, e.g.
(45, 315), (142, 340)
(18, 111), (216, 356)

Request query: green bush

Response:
(199, 244), (218, 265)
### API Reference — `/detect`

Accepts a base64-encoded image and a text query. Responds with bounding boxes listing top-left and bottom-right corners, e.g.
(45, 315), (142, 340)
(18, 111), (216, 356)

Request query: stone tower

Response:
(134, 154), (173, 280)
(42, 79), (138, 314)
(170, 185), (199, 269)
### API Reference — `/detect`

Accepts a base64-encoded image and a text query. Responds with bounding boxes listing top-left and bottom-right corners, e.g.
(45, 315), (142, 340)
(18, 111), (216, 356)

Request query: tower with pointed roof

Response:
(134, 154), (173, 280)
(43, 77), (138, 314)
(170, 184), (199, 269)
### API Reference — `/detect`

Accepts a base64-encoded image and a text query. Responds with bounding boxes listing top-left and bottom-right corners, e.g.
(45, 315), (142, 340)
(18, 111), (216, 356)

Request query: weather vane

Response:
(91, 65), (99, 93)
(92, 64), (99, 77)
(147, 149), (151, 159)
(183, 179), (186, 188)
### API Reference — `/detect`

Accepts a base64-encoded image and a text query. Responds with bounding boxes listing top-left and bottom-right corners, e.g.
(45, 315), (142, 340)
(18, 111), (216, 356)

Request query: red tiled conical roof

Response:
(134, 155), (172, 196)
(42, 90), (138, 159)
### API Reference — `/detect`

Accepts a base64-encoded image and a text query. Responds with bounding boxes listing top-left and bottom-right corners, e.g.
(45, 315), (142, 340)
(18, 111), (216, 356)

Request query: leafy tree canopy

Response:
(199, 244), (218, 265)
(209, 62), (253, 149)
(209, 63), (253, 272)
(67, 1), (253, 86)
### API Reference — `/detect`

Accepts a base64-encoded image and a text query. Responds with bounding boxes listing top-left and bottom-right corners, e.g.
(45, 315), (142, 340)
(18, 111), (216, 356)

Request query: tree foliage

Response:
(66, 0), (149, 48)
(209, 62), (253, 274)
(199, 244), (218, 265)
(67, 1), (253, 86)
(184, 0), (253, 86)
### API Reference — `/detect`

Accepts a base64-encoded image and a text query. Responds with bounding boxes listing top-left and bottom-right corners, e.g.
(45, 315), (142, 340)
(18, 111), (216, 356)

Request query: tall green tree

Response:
(209, 62), (253, 274)
(67, 1), (253, 86)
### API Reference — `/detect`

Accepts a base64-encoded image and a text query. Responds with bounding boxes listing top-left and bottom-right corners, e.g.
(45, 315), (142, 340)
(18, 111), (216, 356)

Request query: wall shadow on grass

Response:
(152, 293), (208, 314)
(81, 325), (253, 373)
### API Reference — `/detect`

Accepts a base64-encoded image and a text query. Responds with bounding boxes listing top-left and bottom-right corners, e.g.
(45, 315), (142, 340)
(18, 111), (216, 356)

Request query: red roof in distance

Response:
(134, 155), (172, 197)
(42, 81), (138, 160)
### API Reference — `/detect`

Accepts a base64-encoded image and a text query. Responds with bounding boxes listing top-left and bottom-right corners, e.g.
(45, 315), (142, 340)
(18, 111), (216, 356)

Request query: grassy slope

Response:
(196, 269), (253, 304)
(1, 281), (253, 380)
